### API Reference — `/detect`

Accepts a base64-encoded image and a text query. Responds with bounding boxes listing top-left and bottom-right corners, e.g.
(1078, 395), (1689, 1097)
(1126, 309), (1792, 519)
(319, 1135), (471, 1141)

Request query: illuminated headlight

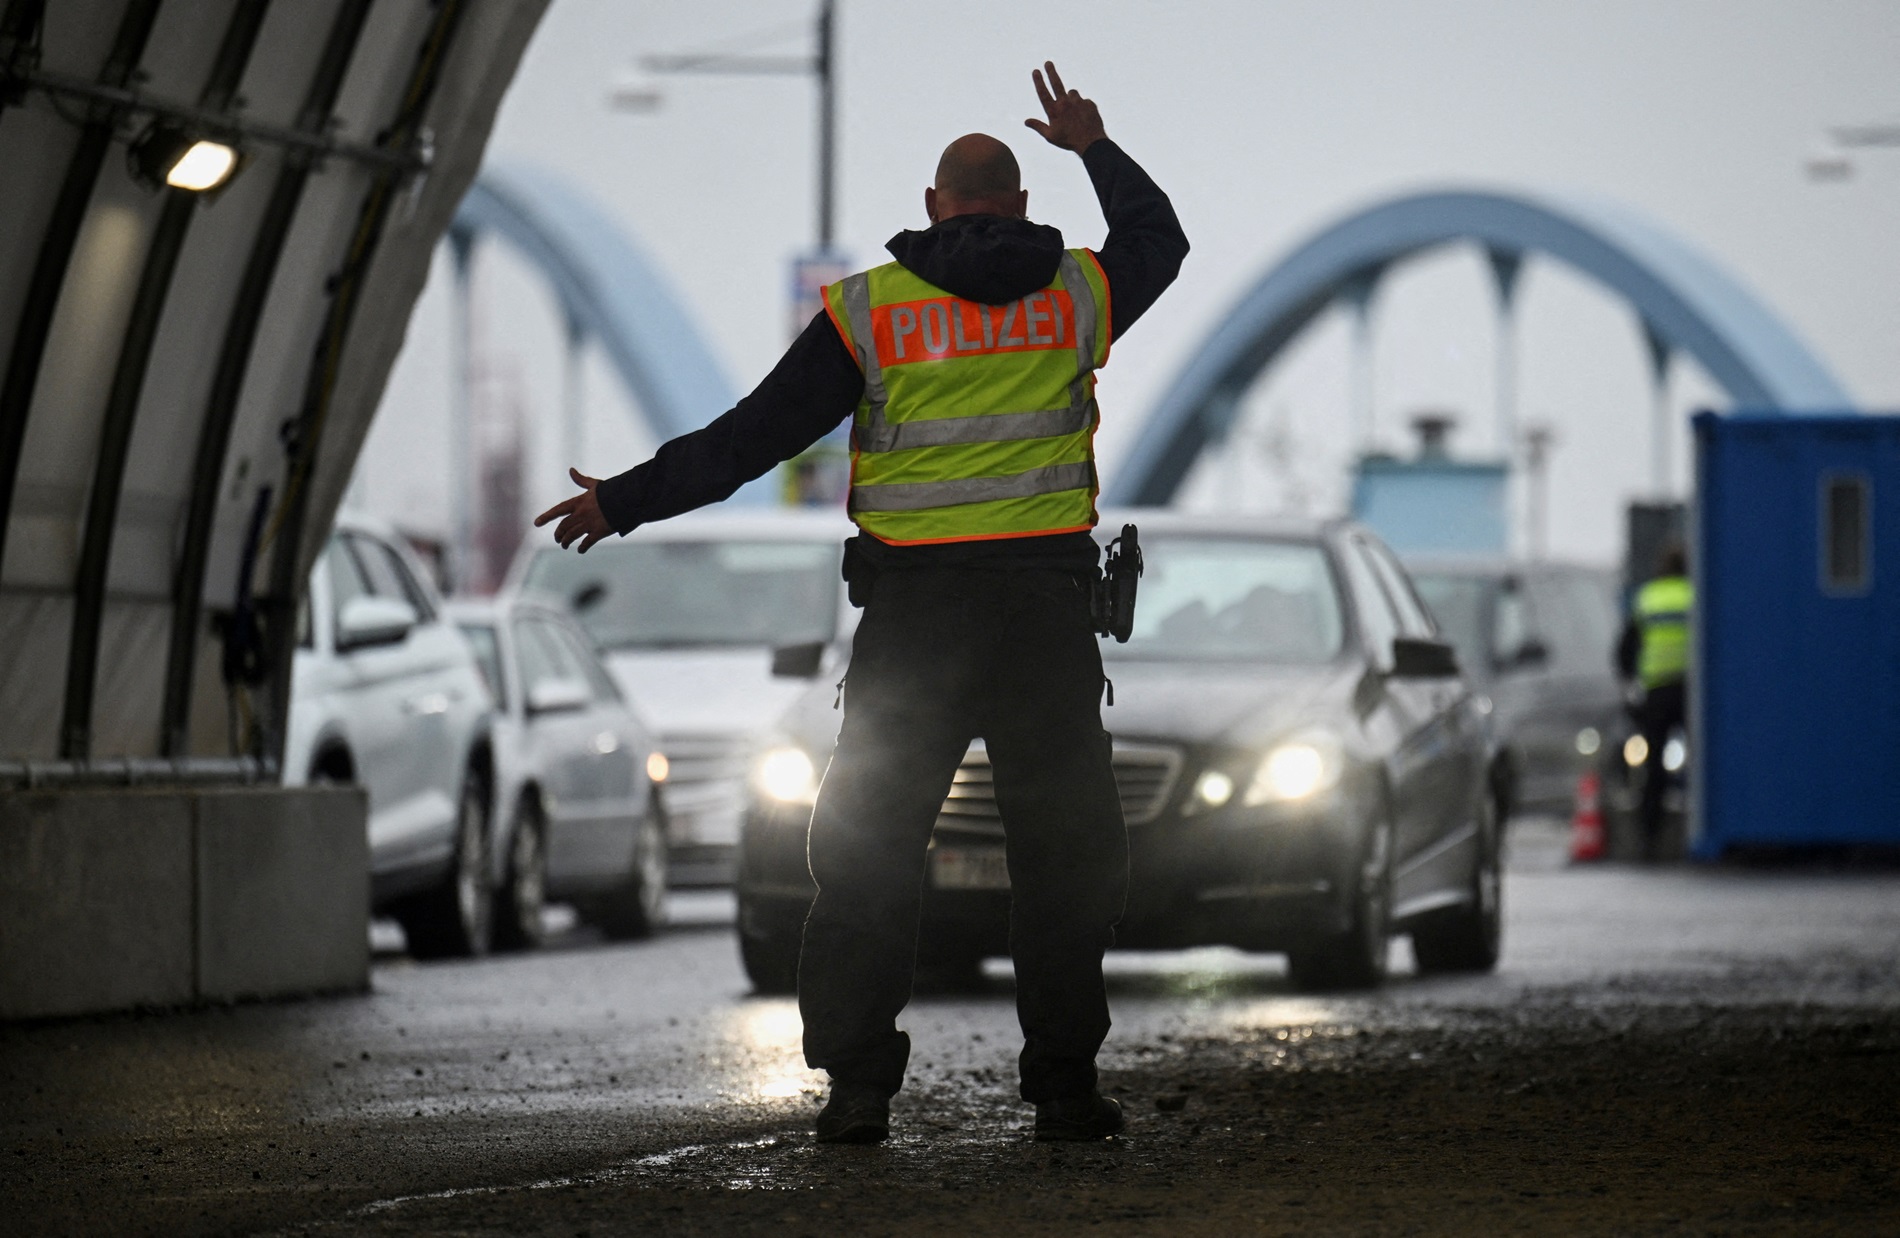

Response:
(755, 746), (819, 805)
(1623, 734), (1649, 768)
(1662, 735), (1686, 772)
(1576, 727), (1601, 756)
(1192, 769), (1235, 809)
(1244, 732), (1344, 805)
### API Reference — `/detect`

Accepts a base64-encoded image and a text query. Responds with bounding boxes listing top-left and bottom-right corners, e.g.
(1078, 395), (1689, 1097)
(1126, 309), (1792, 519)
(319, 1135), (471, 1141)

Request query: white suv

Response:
(284, 513), (496, 957)
(509, 510), (855, 886)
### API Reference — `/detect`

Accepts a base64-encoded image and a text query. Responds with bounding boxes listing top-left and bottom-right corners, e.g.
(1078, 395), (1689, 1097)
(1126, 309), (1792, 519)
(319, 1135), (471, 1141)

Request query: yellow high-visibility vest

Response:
(1634, 575), (1693, 688)
(822, 248), (1112, 545)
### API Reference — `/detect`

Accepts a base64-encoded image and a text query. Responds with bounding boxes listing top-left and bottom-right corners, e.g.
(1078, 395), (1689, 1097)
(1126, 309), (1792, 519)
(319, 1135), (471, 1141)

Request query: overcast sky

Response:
(359, 0), (1900, 566)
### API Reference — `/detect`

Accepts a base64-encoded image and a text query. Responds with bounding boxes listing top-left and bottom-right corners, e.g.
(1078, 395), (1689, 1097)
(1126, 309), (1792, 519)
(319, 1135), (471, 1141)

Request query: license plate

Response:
(930, 845), (1011, 890)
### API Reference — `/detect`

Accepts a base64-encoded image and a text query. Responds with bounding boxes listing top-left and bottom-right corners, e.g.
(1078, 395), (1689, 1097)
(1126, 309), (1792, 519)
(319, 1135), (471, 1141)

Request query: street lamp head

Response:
(1804, 145), (1854, 183)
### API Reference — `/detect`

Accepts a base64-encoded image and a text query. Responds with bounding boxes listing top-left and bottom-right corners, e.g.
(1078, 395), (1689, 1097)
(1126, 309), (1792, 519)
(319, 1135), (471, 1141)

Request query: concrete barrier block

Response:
(195, 786), (369, 1002)
(0, 791), (195, 1019)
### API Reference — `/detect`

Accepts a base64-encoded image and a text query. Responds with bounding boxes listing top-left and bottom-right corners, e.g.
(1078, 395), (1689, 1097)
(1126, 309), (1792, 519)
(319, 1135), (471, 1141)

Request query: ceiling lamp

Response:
(129, 121), (241, 194)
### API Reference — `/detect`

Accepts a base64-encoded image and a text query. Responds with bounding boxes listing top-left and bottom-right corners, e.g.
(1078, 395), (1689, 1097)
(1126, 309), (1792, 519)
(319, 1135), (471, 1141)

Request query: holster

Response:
(1090, 524), (1142, 643)
(841, 536), (878, 609)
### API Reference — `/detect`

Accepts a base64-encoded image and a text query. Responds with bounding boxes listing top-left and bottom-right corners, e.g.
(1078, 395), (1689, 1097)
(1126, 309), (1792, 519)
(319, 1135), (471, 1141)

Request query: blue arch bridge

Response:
(443, 170), (1851, 554)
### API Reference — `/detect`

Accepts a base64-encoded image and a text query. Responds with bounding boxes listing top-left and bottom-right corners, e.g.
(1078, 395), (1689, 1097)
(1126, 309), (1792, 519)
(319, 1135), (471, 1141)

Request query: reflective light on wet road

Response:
(727, 1000), (823, 1100)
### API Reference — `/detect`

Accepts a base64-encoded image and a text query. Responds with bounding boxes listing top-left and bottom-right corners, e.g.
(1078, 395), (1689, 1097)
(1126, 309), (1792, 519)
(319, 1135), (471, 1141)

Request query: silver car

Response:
(284, 513), (495, 958)
(1406, 559), (1623, 819)
(508, 510), (855, 887)
(446, 595), (669, 947)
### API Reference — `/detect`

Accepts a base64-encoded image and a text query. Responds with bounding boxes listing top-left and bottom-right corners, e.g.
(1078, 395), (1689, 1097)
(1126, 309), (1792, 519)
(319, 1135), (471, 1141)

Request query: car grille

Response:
(659, 732), (750, 847)
(936, 739), (1182, 837)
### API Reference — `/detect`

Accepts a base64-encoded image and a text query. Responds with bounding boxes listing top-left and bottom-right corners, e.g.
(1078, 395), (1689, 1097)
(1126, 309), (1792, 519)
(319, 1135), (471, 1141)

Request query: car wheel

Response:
(595, 792), (669, 941)
(491, 796), (548, 952)
(1287, 815), (1392, 992)
(1412, 794), (1503, 974)
(397, 765), (493, 960)
(737, 901), (801, 995)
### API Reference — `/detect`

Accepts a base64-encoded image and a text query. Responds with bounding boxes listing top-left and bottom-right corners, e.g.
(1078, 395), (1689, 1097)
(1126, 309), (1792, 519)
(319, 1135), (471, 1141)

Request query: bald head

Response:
(926, 133), (1028, 224)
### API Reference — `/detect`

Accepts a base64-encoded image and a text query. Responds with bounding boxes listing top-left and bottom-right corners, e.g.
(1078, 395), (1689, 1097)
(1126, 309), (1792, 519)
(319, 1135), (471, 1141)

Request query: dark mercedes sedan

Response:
(735, 515), (1501, 993)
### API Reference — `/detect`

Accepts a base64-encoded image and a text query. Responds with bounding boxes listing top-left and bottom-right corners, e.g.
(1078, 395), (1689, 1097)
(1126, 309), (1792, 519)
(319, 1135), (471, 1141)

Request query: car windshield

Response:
(522, 539), (840, 650)
(1409, 573), (1489, 675)
(1109, 537), (1344, 663)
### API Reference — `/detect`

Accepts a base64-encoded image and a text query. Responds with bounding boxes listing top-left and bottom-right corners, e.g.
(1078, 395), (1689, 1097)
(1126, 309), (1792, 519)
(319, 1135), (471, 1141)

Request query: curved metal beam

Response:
(61, 0), (271, 760)
(0, 0), (162, 582)
(1108, 188), (1855, 506)
(452, 162), (746, 452)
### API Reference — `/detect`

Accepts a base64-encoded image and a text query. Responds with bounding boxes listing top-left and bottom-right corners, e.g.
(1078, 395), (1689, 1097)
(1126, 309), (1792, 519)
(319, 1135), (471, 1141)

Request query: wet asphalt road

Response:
(4, 820), (1899, 1236)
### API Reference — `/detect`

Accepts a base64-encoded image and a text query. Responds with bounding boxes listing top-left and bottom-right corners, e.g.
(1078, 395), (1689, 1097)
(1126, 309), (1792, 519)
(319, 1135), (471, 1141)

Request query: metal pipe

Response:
(4, 63), (429, 176)
(0, 756), (274, 789)
(0, 0), (161, 585)
(161, 0), (378, 758)
(562, 313), (585, 477)
(816, 0), (835, 251)
(1643, 321), (1672, 497)
(448, 228), (475, 593)
(61, 1), (272, 761)
(1487, 249), (1522, 457)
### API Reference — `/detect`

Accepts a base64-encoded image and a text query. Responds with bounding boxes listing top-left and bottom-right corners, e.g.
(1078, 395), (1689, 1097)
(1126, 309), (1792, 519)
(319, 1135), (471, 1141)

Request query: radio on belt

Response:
(1091, 523), (1141, 643)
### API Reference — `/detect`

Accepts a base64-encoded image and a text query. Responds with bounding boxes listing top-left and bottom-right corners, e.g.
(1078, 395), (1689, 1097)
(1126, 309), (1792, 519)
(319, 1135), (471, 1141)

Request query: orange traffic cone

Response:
(1569, 768), (1605, 862)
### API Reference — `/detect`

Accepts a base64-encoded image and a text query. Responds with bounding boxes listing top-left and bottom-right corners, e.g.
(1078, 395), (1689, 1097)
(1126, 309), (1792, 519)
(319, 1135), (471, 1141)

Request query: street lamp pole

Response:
(631, 0), (837, 254)
(816, 0), (834, 251)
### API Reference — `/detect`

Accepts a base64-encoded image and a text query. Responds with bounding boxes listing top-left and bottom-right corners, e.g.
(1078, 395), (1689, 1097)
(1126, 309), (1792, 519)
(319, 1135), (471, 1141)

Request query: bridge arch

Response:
(451, 162), (765, 500)
(1106, 188), (1853, 506)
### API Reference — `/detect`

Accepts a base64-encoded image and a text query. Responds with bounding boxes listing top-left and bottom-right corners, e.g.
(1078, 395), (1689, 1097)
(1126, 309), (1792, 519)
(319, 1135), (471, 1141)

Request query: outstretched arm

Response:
(534, 313), (863, 551)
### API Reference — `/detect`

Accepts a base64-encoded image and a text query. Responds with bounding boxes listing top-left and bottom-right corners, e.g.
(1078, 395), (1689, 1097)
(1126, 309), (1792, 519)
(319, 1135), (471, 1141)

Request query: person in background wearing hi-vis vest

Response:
(1616, 542), (1693, 855)
(535, 63), (1188, 1144)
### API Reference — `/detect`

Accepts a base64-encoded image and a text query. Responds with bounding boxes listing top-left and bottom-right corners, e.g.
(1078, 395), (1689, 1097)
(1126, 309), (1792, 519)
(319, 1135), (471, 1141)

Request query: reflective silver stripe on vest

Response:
(1057, 251), (1099, 415)
(846, 253), (1103, 455)
(840, 272), (896, 449)
(874, 403), (1093, 451)
(847, 461), (1094, 514)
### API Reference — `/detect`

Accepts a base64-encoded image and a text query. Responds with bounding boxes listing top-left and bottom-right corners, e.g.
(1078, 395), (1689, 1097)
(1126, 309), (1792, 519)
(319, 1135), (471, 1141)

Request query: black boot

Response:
(1033, 1091), (1124, 1142)
(815, 1081), (891, 1144)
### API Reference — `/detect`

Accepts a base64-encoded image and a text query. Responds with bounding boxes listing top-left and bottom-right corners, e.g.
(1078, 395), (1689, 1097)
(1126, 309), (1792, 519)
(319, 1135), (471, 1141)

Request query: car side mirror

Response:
(335, 595), (417, 652)
(571, 581), (607, 613)
(526, 677), (591, 715)
(1507, 638), (1550, 670)
(770, 640), (826, 679)
(1391, 636), (1460, 678)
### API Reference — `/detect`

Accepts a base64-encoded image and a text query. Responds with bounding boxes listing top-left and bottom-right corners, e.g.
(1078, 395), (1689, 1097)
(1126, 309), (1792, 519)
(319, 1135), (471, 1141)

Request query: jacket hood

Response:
(885, 215), (1065, 306)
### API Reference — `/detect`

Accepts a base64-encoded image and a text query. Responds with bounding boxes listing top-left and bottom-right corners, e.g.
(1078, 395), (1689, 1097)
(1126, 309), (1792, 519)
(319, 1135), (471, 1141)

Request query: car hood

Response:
(604, 648), (818, 739)
(773, 657), (1358, 758)
(1099, 659), (1357, 747)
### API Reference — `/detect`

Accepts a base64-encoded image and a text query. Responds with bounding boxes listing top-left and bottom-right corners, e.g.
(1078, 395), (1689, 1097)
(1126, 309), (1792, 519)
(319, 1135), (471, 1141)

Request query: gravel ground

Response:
(5, 821), (1898, 1236)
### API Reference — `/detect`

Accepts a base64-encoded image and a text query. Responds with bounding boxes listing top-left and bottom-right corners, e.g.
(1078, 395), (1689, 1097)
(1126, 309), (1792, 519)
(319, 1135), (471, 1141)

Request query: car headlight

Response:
(755, 746), (819, 805)
(1191, 769), (1235, 809)
(1244, 732), (1344, 805)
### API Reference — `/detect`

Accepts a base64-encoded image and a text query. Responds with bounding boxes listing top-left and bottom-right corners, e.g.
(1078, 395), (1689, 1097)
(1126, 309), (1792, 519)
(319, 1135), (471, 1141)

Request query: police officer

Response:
(536, 63), (1188, 1143)
(1617, 542), (1693, 855)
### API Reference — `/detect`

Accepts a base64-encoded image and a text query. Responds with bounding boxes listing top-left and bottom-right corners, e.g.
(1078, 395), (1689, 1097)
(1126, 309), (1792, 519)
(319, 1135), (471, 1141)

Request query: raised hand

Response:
(1024, 61), (1107, 154)
(533, 467), (613, 554)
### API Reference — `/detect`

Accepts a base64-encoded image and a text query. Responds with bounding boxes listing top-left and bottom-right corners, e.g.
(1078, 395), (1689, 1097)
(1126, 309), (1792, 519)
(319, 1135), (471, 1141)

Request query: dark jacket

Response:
(594, 138), (1189, 571)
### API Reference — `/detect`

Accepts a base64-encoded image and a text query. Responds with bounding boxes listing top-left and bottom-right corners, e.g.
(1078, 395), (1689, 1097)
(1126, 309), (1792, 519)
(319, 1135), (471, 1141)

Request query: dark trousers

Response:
(797, 567), (1129, 1103)
(1638, 679), (1687, 843)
